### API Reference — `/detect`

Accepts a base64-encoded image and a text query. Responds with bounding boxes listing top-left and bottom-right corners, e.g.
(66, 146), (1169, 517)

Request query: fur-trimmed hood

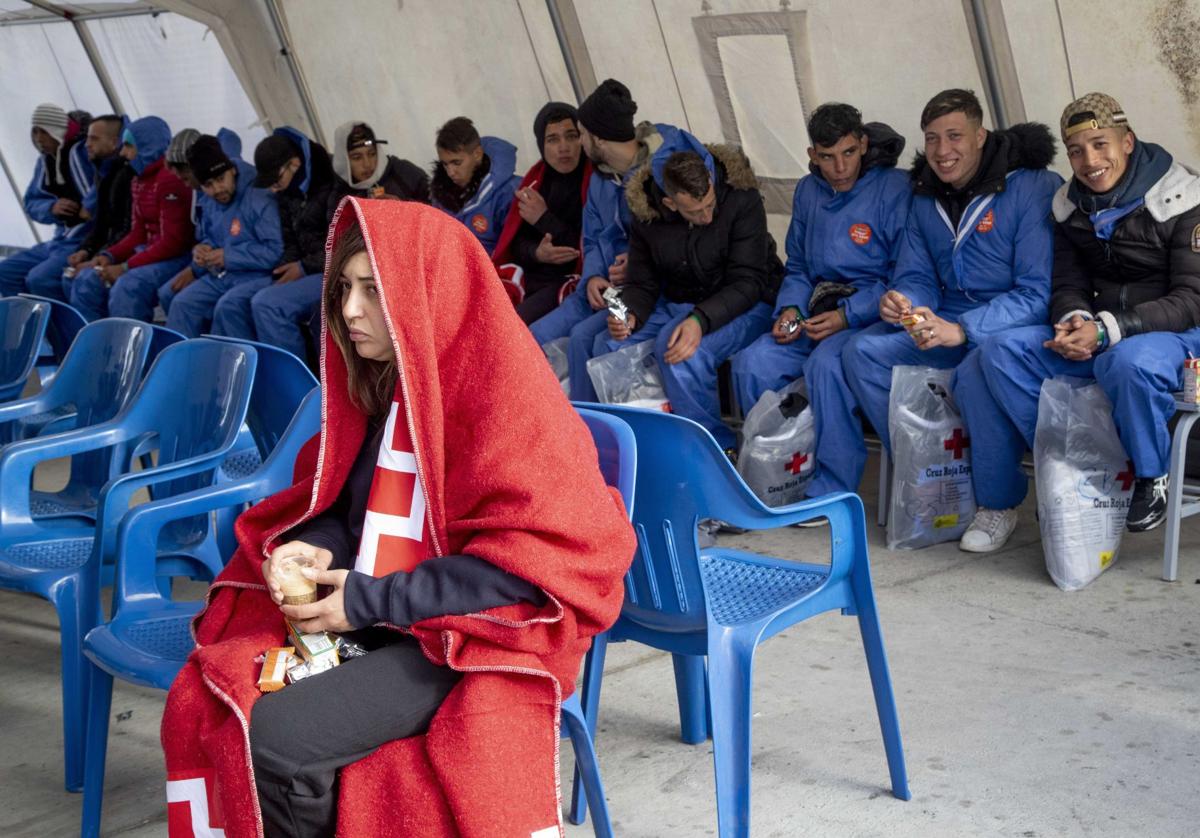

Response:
(627, 142), (759, 223)
(910, 121), (1057, 184)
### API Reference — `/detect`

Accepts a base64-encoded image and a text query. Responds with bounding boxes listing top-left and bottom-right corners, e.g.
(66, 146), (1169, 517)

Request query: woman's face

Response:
(339, 250), (394, 363)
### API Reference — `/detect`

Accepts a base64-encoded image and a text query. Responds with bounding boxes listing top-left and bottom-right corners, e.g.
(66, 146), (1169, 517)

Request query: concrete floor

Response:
(2, 458), (1199, 837)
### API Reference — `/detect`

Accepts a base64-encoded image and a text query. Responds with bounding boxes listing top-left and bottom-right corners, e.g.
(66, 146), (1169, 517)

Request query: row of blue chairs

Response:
(1, 295), (909, 837)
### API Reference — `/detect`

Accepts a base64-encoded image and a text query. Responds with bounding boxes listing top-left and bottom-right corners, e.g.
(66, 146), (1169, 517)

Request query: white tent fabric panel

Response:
(278, 0), (574, 173)
(86, 13), (266, 148)
(1003, 0), (1200, 169)
(0, 20), (111, 246)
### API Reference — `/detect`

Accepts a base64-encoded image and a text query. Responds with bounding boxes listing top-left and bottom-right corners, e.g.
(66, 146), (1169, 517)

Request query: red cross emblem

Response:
(786, 452), (809, 475)
(1116, 460), (1135, 492)
(355, 398), (427, 577)
(943, 428), (970, 459)
(166, 770), (225, 837)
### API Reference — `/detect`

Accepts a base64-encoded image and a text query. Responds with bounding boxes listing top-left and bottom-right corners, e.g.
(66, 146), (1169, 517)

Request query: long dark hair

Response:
(324, 219), (397, 417)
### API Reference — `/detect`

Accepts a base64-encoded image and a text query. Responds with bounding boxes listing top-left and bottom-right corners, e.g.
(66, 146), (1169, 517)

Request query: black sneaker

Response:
(1126, 475), (1168, 532)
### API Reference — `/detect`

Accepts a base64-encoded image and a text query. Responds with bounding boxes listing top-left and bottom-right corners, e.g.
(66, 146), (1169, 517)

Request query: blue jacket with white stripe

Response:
(890, 123), (1062, 344)
(430, 136), (520, 255)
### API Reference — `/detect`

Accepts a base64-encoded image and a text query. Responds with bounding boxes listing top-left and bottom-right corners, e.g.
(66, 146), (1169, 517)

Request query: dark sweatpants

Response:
(249, 635), (462, 837)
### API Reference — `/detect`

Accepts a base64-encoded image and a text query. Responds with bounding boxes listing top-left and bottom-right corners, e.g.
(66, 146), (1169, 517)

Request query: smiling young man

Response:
(730, 103), (911, 495)
(429, 116), (520, 254)
(969, 93), (1200, 537)
(838, 88), (1062, 550)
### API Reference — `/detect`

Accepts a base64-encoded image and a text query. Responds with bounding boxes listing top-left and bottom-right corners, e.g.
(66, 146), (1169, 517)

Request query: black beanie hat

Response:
(186, 135), (233, 184)
(577, 79), (637, 142)
(254, 134), (302, 187)
(533, 101), (579, 156)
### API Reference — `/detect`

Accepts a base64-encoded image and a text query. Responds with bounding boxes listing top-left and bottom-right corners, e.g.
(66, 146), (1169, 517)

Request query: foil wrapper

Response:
(603, 285), (629, 326)
(782, 318), (801, 335)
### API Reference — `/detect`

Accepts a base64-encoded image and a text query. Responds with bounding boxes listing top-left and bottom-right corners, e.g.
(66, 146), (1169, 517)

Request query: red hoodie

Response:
(161, 198), (636, 837)
(106, 157), (194, 269)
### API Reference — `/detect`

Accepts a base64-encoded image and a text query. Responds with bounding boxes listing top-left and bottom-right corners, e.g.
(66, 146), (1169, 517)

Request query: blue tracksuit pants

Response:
(977, 325), (1200, 496)
(163, 271), (272, 338)
(70, 255), (191, 322)
(250, 273), (323, 360)
(593, 300), (772, 449)
(0, 240), (76, 296)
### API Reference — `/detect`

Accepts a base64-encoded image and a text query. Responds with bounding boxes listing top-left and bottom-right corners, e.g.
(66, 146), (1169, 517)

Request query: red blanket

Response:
(162, 197), (636, 837)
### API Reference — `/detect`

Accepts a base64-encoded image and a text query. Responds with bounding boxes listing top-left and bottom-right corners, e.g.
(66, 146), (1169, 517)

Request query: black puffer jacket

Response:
(1051, 161), (1200, 340)
(278, 140), (337, 275)
(620, 144), (783, 333)
(77, 156), (134, 258)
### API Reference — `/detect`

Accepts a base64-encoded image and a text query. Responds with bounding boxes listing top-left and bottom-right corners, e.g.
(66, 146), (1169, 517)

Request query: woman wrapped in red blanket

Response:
(161, 196), (636, 838)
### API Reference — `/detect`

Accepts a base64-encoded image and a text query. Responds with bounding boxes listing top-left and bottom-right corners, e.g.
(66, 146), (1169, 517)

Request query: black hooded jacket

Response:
(328, 155), (430, 214)
(1050, 144), (1200, 340)
(619, 144), (783, 333)
(78, 156), (134, 257)
(278, 140), (337, 275)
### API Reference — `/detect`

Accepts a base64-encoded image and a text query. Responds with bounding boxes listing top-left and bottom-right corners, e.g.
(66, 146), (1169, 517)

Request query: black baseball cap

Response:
(254, 134), (302, 187)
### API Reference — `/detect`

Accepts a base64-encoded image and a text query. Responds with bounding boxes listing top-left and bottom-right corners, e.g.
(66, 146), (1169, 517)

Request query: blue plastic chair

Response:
(79, 387), (320, 838)
(577, 404), (909, 837)
(0, 296), (50, 401)
(0, 338), (257, 792)
(204, 335), (319, 557)
(19, 292), (87, 384)
(0, 319), (154, 523)
(560, 407), (637, 838)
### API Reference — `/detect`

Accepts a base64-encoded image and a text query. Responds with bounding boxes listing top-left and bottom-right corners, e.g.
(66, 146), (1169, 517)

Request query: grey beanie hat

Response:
(167, 128), (202, 165)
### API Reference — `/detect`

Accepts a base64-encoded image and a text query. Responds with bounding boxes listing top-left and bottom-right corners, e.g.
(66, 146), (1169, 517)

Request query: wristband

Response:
(1094, 321), (1107, 348)
(688, 313), (704, 328)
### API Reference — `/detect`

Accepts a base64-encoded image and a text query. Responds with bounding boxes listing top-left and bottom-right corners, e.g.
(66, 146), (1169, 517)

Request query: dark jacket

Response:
(620, 143), (782, 333)
(1050, 158), (1200, 342)
(273, 127), (337, 275)
(78, 155), (134, 258)
(328, 155), (430, 214)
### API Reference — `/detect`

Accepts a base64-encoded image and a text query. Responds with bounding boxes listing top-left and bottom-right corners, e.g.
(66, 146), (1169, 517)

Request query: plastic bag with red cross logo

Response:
(886, 365), (976, 550)
(1034, 377), (1133, 591)
(586, 339), (671, 411)
(737, 377), (815, 507)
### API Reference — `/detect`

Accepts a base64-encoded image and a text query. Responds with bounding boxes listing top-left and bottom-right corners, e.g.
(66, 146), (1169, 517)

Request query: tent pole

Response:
(20, 0), (125, 113)
(263, 0), (325, 143)
(545, 0), (597, 104)
(0, 144), (42, 246)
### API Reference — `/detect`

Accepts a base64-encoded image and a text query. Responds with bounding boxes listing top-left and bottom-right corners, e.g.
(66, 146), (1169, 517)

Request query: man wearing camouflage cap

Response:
(973, 92), (1200, 535)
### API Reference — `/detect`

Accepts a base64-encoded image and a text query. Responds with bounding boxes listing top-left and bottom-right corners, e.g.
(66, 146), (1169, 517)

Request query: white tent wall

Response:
(1003, 0), (1200, 171)
(85, 12), (267, 147)
(0, 20), (111, 247)
(274, 0), (576, 175)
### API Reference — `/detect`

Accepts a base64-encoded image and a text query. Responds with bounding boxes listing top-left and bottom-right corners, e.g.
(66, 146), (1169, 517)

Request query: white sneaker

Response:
(959, 507), (1018, 553)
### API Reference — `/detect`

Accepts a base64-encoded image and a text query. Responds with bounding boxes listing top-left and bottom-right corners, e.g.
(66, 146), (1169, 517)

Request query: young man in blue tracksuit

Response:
(528, 79), (685, 402)
(430, 117), (519, 254)
(730, 103), (911, 495)
(840, 88), (1062, 549)
(973, 93), (1200, 539)
(160, 135), (282, 337)
(1, 104), (93, 296)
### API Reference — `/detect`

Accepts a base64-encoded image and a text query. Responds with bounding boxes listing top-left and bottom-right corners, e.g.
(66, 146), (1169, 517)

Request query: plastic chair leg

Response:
(562, 695), (613, 838)
(81, 666), (114, 838)
(851, 574), (911, 801)
(1162, 411), (1199, 581)
(707, 629), (757, 838)
(571, 633), (610, 825)
(671, 653), (709, 745)
(876, 447), (890, 528)
(55, 581), (90, 793)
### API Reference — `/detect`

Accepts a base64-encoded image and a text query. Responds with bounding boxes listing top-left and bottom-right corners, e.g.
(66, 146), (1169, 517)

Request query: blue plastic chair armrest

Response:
(0, 391), (57, 424)
(0, 424), (128, 527)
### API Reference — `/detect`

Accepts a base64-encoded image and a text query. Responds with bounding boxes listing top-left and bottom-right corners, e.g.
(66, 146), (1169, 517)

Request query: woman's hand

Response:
(263, 540), (333, 605)
(280, 568), (353, 633)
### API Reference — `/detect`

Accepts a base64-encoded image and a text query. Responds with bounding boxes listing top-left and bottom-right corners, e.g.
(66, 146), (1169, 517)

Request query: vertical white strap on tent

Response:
(263, 0), (325, 143)
(21, 0), (126, 114)
(544, 0), (597, 105)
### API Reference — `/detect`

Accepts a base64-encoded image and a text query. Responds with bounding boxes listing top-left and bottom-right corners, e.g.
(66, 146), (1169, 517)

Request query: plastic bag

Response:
(887, 365), (975, 550)
(541, 337), (571, 396)
(737, 378), (815, 507)
(586, 339), (670, 411)
(1034, 377), (1133, 591)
